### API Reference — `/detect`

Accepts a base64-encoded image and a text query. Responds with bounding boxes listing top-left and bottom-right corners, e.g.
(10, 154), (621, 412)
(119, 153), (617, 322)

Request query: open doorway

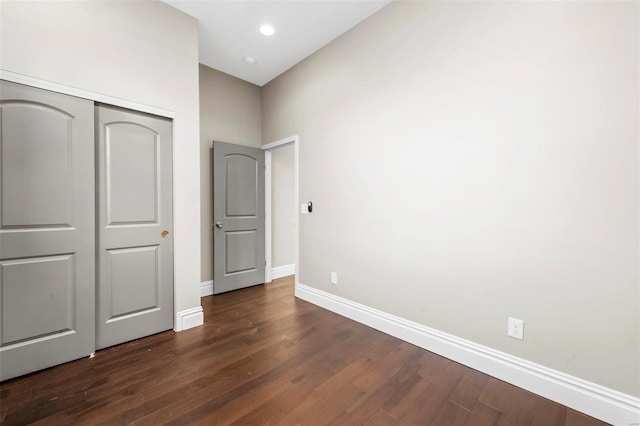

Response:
(264, 136), (299, 284)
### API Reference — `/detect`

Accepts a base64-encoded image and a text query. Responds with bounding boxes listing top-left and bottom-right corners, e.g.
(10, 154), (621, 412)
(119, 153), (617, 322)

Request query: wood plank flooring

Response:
(1, 276), (608, 425)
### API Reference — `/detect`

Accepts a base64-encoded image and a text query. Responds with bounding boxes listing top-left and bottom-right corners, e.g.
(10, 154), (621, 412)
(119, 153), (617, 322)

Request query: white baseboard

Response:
(201, 280), (214, 297)
(295, 283), (640, 426)
(175, 306), (204, 331)
(200, 264), (295, 297)
(272, 264), (296, 280)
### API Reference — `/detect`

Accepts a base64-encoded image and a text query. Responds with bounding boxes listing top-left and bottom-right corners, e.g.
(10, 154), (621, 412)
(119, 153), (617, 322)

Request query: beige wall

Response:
(262, 1), (640, 396)
(1, 1), (201, 314)
(199, 65), (262, 282)
(271, 145), (296, 267)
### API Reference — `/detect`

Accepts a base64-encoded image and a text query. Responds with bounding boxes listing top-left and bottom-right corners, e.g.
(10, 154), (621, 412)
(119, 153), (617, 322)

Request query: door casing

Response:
(262, 135), (299, 285)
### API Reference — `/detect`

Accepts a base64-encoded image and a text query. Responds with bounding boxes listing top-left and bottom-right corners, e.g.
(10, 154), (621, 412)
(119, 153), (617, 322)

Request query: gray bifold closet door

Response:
(0, 81), (95, 381)
(95, 105), (174, 350)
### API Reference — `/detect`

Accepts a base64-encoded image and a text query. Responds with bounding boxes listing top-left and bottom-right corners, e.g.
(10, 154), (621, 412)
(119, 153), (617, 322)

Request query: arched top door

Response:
(213, 141), (265, 294)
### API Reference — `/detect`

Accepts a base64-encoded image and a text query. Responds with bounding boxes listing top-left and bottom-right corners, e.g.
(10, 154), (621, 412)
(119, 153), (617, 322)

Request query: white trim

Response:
(264, 150), (273, 283)
(200, 280), (214, 297)
(262, 135), (297, 151)
(271, 264), (296, 280)
(294, 141), (299, 287)
(263, 135), (299, 286)
(200, 263), (293, 299)
(295, 283), (640, 426)
(175, 306), (204, 331)
(1, 70), (175, 118)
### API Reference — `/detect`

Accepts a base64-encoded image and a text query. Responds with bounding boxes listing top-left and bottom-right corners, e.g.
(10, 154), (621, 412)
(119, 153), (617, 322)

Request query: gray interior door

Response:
(96, 105), (173, 350)
(0, 81), (95, 381)
(213, 141), (265, 294)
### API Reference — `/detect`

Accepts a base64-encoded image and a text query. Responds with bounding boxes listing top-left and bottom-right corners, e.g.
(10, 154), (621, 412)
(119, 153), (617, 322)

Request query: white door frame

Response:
(262, 135), (299, 283)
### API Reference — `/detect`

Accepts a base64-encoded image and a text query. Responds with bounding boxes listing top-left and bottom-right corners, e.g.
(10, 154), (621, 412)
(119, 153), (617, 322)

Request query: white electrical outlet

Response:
(507, 317), (524, 340)
(331, 272), (338, 285)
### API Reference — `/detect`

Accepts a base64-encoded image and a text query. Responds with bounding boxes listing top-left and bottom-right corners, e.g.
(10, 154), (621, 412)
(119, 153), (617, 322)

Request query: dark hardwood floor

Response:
(1, 276), (607, 425)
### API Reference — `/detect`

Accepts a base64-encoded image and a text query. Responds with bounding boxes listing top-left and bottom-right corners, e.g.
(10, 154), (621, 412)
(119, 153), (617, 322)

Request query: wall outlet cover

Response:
(508, 317), (524, 340)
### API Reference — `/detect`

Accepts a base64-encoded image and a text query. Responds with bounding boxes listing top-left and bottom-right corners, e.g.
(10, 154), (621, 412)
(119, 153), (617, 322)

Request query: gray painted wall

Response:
(262, 1), (640, 396)
(199, 65), (262, 282)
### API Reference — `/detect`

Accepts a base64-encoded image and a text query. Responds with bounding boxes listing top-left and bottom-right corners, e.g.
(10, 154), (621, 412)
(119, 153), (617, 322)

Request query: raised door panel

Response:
(225, 230), (258, 274)
(106, 123), (159, 225)
(1, 103), (75, 228)
(0, 80), (95, 381)
(106, 246), (159, 319)
(225, 155), (258, 217)
(1, 255), (74, 345)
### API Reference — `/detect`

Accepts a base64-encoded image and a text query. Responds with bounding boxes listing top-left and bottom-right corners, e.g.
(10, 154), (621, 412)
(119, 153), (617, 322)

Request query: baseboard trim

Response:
(175, 306), (204, 331)
(295, 283), (640, 425)
(200, 280), (214, 297)
(272, 264), (296, 280)
(200, 263), (295, 297)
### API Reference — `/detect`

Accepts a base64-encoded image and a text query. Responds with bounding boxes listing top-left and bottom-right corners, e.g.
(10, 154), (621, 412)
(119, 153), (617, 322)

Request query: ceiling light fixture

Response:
(259, 24), (275, 36)
(243, 57), (256, 65)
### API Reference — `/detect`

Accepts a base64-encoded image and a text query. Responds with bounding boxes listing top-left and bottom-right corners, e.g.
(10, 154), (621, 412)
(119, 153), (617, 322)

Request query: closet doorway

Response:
(0, 81), (174, 380)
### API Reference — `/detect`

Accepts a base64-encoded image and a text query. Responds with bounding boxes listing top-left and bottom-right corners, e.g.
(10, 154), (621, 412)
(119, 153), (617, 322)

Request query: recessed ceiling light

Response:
(259, 24), (275, 36)
(243, 57), (256, 65)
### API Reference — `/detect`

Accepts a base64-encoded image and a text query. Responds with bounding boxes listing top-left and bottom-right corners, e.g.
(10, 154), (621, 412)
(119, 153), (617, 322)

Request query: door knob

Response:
(161, 230), (169, 238)
(215, 222), (223, 229)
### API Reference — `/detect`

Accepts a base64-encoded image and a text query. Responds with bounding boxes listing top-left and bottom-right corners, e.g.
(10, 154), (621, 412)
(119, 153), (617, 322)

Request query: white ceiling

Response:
(164, 0), (391, 86)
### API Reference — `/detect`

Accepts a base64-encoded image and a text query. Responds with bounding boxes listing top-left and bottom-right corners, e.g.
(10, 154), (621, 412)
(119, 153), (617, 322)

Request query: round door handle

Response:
(215, 222), (223, 229)
(161, 230), (169, 238)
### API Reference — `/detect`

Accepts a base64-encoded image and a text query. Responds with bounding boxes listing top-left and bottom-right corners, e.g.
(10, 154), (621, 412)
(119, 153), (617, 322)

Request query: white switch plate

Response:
(300, 203), (309, 214)
(507, 317), (524, 340)
(331, 272), (338, 285)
